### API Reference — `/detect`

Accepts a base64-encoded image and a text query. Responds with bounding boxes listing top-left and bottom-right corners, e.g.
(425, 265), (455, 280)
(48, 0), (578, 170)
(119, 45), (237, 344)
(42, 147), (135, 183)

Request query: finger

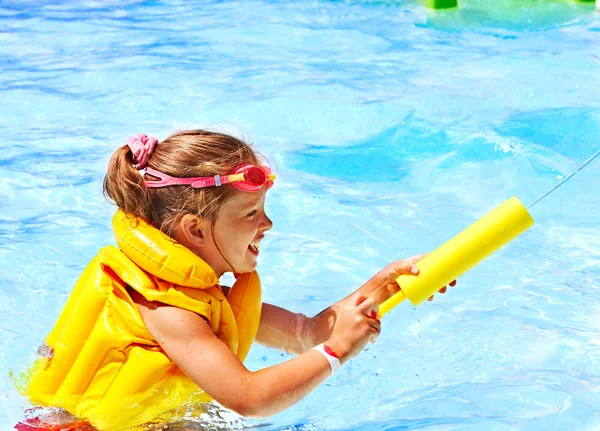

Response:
(369, 330), (381, 344)
(357, 296), (378, 315)
(449, 279), (457, 287)
(438, 286), (447, 294)
(367, 318), (381, 333)
(352, 292), (369, 306)
(406, 253), (428, 264)
(367, 302), (381, 319)
(385, 261), (419, 281)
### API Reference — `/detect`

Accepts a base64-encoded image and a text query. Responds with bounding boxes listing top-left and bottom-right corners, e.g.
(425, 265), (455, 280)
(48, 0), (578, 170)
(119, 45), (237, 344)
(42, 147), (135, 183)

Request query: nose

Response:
(260, 212), (273, 232)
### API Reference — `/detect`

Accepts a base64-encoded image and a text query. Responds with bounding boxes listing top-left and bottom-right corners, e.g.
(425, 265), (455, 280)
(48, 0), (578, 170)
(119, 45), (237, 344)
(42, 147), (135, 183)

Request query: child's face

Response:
(207, 189), (273, 275)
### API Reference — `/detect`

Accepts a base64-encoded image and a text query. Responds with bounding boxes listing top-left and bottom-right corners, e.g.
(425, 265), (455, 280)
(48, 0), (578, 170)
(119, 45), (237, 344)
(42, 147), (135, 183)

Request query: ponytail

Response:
(103, 145), (150, 220)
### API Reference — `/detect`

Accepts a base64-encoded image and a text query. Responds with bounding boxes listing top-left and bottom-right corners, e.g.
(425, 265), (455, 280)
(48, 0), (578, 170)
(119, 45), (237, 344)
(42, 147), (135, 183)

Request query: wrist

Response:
(323, 337), (351, 366)
(311, 306), (338, 348)
(311, 343), (341, 375)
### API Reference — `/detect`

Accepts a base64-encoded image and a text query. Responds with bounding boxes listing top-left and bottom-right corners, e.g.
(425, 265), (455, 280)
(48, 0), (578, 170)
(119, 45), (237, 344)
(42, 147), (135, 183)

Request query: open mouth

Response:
(248, 242), (260, 255)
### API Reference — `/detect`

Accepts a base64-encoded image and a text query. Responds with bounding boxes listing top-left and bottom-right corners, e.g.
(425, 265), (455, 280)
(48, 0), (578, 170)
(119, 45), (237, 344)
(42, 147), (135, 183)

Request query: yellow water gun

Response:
(379, 147), (600, 316)
(379, 197), (532, 315)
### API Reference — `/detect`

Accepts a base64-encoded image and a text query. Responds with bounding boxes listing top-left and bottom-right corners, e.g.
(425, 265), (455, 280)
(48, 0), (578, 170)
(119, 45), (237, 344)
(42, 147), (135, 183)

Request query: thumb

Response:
(385, 260), (420, 282)
(356, 296), (379, 318)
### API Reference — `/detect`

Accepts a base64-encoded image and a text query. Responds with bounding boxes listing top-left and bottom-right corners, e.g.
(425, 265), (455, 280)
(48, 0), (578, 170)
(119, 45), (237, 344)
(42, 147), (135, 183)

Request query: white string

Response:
(528, 147), (600, 209)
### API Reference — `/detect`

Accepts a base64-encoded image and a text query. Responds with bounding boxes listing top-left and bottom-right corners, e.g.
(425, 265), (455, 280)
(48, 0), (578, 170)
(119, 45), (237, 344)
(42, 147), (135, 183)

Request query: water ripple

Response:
(1, 1), (600, 430)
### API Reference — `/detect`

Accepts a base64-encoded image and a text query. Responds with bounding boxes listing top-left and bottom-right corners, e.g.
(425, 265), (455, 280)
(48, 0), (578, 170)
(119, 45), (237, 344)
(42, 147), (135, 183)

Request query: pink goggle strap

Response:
(144, 166), (275, 190)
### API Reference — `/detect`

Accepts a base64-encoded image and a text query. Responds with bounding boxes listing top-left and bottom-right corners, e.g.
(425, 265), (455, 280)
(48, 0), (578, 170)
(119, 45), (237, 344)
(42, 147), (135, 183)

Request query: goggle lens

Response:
(244, 167), (268, 186)
(231, 165), (274, 192)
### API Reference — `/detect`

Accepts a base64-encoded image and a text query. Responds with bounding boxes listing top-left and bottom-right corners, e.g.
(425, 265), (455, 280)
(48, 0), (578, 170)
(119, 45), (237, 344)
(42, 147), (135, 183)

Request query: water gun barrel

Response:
(379, 197), (534, 316)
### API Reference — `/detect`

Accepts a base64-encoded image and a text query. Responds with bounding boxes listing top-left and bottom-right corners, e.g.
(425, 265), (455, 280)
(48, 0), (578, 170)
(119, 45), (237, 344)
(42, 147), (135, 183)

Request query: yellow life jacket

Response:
(26, 210), (262, 430)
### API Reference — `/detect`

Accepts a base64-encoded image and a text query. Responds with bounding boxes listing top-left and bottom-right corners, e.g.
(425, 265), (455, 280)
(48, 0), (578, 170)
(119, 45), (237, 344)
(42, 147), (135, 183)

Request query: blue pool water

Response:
(1, 0), (599, 429)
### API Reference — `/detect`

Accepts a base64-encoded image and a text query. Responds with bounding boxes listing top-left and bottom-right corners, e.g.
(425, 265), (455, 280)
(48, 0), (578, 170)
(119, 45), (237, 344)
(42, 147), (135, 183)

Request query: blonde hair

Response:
(103, 129), (262, 237)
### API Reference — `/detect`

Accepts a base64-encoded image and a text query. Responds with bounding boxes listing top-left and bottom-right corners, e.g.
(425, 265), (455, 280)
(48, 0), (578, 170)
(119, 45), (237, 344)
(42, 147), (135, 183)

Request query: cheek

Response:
(224, 222), (253, 247)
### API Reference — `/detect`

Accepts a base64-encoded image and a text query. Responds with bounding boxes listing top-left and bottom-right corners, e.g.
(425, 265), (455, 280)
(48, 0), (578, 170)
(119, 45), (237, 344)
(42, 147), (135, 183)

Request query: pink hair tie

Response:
(126, 133), (158, 169)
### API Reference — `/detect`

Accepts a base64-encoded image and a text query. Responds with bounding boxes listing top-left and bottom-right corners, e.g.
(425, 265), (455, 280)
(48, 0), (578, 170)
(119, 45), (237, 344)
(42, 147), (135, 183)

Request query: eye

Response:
(246, 210), (258, 217)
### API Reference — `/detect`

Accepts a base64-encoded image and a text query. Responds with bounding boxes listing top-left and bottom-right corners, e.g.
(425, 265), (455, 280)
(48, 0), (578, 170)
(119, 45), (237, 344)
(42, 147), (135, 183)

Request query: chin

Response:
(243, 263), (258, 273)
(237, 260), (257, 274)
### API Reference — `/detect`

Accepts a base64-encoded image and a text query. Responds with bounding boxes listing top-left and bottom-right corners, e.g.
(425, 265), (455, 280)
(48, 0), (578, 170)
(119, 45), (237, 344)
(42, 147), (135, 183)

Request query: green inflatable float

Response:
(425, 0), (595, 10)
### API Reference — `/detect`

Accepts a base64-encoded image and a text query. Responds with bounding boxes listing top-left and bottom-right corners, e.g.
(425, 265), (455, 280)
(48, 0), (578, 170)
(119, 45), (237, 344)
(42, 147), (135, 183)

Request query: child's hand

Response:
(379, 254), (457, 302)
(380, 254), (428, 297)
(326, 292), (381, 364)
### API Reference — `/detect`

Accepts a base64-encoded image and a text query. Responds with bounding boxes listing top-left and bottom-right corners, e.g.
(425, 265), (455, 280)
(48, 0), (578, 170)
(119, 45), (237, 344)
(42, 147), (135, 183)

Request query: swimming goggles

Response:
(144, 164), (275, 192)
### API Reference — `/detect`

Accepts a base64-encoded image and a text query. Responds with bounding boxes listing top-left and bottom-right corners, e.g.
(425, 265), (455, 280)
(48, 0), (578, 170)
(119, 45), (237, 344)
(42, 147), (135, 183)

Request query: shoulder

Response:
(127, 286), (211, 337)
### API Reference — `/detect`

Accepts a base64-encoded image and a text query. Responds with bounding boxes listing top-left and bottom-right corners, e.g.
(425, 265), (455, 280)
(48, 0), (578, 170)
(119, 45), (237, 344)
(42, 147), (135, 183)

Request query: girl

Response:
(24, 130), (448, 430)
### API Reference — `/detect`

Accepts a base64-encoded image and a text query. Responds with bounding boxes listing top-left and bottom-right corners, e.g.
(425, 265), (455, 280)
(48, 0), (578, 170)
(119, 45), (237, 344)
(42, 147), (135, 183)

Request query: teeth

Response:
(250, 242), (260, 251)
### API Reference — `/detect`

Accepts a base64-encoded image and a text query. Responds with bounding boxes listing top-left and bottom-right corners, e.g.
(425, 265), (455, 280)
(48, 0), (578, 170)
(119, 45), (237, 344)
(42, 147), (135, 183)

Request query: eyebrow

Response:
(236, 194), (264, 210)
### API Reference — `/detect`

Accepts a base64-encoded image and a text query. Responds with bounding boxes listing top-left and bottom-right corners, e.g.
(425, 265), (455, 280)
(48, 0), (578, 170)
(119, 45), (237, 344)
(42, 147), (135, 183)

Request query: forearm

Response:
(240, 349), (336, 417)
(239, 292), (384, 416)
(258, 303), (338, 354)
(257, 267), (401, 355)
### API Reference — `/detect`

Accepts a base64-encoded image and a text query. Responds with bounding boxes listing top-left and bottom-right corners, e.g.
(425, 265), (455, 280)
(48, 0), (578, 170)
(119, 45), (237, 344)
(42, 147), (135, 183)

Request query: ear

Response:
(178, 213), (209, 248)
